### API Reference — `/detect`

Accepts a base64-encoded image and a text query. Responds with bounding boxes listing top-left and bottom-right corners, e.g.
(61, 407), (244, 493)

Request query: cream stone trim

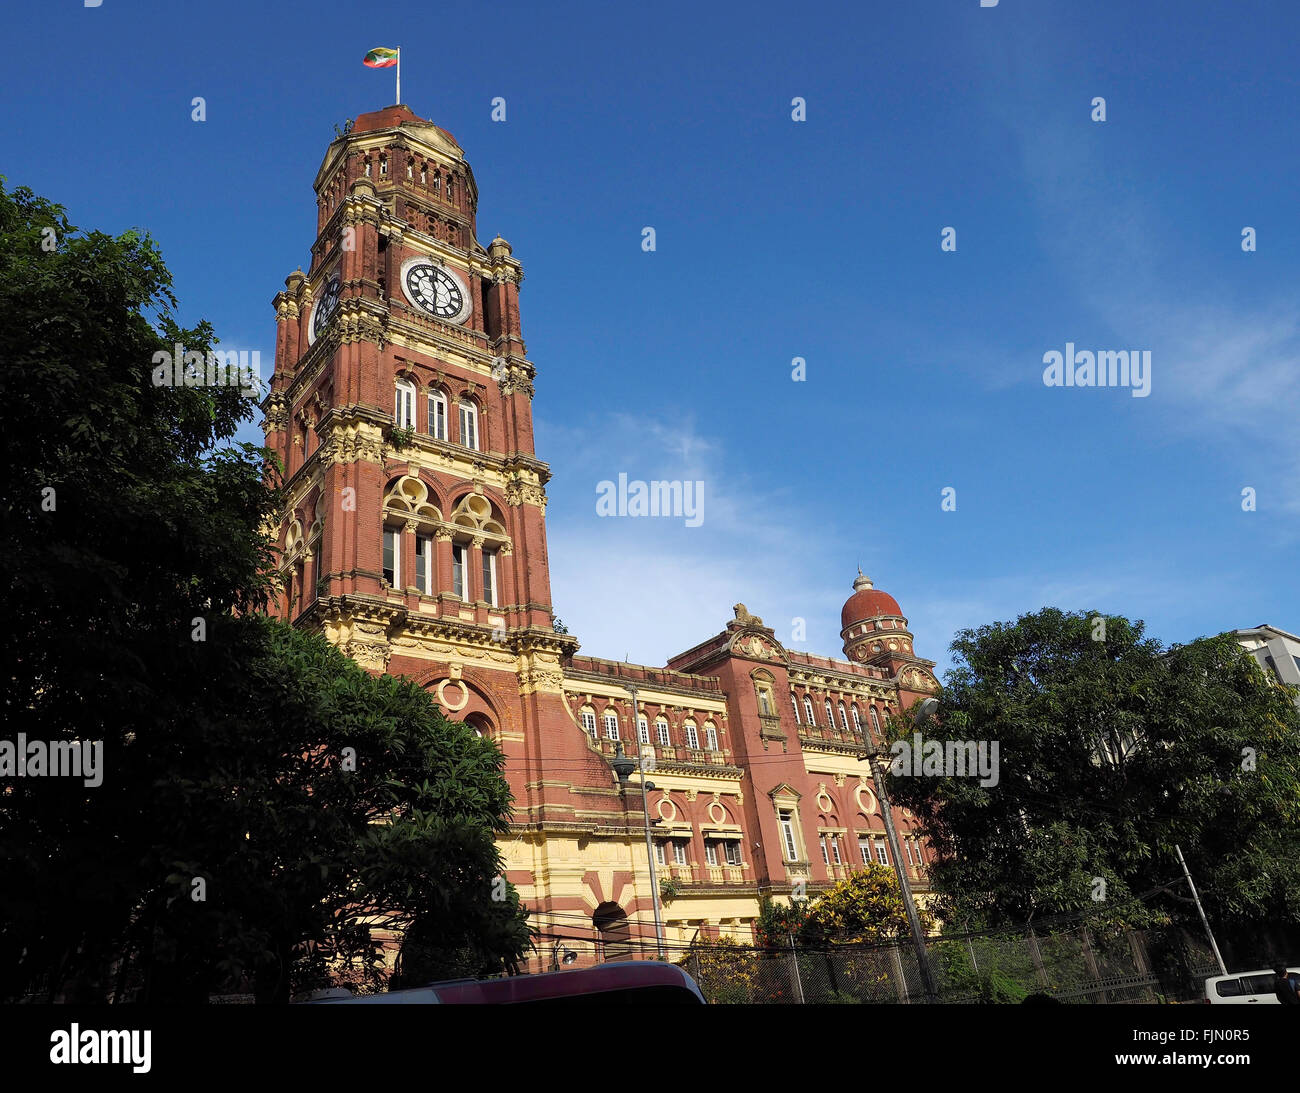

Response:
(803, 749), (876, 780)
(640, 772), (740, 797)
(560, 677), (726, 716)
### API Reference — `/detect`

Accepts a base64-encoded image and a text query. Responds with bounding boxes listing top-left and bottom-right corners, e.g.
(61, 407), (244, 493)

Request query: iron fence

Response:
(682, 926), (1222, 1004)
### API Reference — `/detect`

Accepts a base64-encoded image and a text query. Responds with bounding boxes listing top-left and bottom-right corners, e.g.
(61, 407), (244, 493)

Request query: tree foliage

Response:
(754, 894), (812, 950)
(802, 864), (933, 946)
(885, 608), (1300, 937)
(756, 864), (930, 950)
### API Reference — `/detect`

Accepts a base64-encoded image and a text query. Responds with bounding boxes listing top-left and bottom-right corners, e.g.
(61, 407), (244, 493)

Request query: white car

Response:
(1204, 967), (1300, 1004)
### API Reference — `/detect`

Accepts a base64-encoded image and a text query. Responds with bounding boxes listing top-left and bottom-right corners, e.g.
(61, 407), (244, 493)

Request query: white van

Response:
(1204, 967), (1300, 1004)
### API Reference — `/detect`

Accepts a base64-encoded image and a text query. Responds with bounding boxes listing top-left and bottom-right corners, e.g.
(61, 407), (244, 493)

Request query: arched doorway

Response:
(592, 902), (631, 962)
(463, 711), (493, 739)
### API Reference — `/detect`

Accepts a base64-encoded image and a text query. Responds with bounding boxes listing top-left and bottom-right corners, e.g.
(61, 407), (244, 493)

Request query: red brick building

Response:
(266, 105), (941, 966)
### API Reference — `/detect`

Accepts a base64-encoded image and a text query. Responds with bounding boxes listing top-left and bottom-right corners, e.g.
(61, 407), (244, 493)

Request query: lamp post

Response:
(858, 698), (938, 1002)
(610, 685), (667, 960)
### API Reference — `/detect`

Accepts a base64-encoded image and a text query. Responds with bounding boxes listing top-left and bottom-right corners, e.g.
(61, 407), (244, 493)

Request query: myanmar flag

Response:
(363, 47), (399, 68)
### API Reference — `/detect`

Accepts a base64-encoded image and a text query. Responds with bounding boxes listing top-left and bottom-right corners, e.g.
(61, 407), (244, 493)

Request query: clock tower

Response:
(264, 106), (636, 946)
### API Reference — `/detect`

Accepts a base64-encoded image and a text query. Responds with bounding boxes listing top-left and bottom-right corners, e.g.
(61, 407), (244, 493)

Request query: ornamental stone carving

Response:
(518, 667), (564, 695)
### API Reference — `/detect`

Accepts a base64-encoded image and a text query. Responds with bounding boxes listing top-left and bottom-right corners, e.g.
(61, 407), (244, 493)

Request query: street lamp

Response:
(611, 685), (667, 960)
(551, 939), (578, 971)
(858, 701), (939, 1002)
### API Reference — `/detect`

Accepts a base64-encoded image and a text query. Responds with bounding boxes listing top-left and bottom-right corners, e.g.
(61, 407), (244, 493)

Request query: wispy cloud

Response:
(999, 84), (1300, 512)
(541, 413), (834, 666)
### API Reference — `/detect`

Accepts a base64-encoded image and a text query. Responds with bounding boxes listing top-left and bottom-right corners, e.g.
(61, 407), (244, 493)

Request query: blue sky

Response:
(6, 0), (1297, 676)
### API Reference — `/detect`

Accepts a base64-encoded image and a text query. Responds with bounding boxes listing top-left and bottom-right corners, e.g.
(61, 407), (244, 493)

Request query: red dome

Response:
(841, 574), (902, 629)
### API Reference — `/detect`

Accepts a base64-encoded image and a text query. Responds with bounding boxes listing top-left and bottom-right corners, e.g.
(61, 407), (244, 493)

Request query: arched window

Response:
(603, 711), (619, 741)
(791, 693), (800, 723)
(851, 705), (862, 734)
(381, 476), (441, 592)
(451, 541), (469, 599)
(637, 715), (650, 745)
(382, 524), (401, 587)
(428, 390), (447, 440)
(803, 696), (816, 725)
(655, 717), (670, 746)
(406, 159), (413, 180)
(420, 162), (427, 184)
(394, 379), (416, 428)
(869, 707), (882, 736)
(378, 154), (388, 177)
(414, 530), (432, 593)
(458, 399), (479, 450)
(580, 709), (597, 738)
(824, 699), (834, 726)
(481, 547), (498, 607)
(704, 722), (718, 751)
(683, 720), (699, 749)
(753, 670), (775, 717)
(839, 703), (850, 732)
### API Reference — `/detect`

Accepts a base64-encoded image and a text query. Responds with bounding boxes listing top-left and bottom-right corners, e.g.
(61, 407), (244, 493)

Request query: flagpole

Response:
(396, 48), (401, 105)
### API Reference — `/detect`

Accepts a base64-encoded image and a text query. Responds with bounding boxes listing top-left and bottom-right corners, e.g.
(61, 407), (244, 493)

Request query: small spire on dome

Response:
(853, 570), (873, 591)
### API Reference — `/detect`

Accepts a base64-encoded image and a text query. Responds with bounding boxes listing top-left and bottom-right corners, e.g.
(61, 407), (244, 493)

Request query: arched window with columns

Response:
(446, 492), (509, 604)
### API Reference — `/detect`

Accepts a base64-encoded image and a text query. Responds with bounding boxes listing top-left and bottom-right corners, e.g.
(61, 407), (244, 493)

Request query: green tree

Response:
(885, 608), (1300, 941)
(680, 936), (760, 1004)
(756, 867), (929, 951)
(754, 893), (812, 950)
(0, 176), (279, 1002)
(122, 615), (533, 1002)
(802, 864), (933, 946)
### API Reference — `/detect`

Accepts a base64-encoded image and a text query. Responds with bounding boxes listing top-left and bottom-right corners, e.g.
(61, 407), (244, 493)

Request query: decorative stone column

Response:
(402, 518), (419, 594)
(302, 548), (316, 605)
(469, 535), (485, 604)
(497, 542), (513, 609)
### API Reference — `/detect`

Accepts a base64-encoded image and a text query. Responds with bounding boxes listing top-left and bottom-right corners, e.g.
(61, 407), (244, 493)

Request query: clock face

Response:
(400, 257), (471, 324)
(309, 273), (342, 344)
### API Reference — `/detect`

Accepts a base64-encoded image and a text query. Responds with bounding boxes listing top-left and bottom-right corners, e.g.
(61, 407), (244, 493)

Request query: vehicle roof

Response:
(306, 961), (705, 1004)
(1205, 967), (1299, 981)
